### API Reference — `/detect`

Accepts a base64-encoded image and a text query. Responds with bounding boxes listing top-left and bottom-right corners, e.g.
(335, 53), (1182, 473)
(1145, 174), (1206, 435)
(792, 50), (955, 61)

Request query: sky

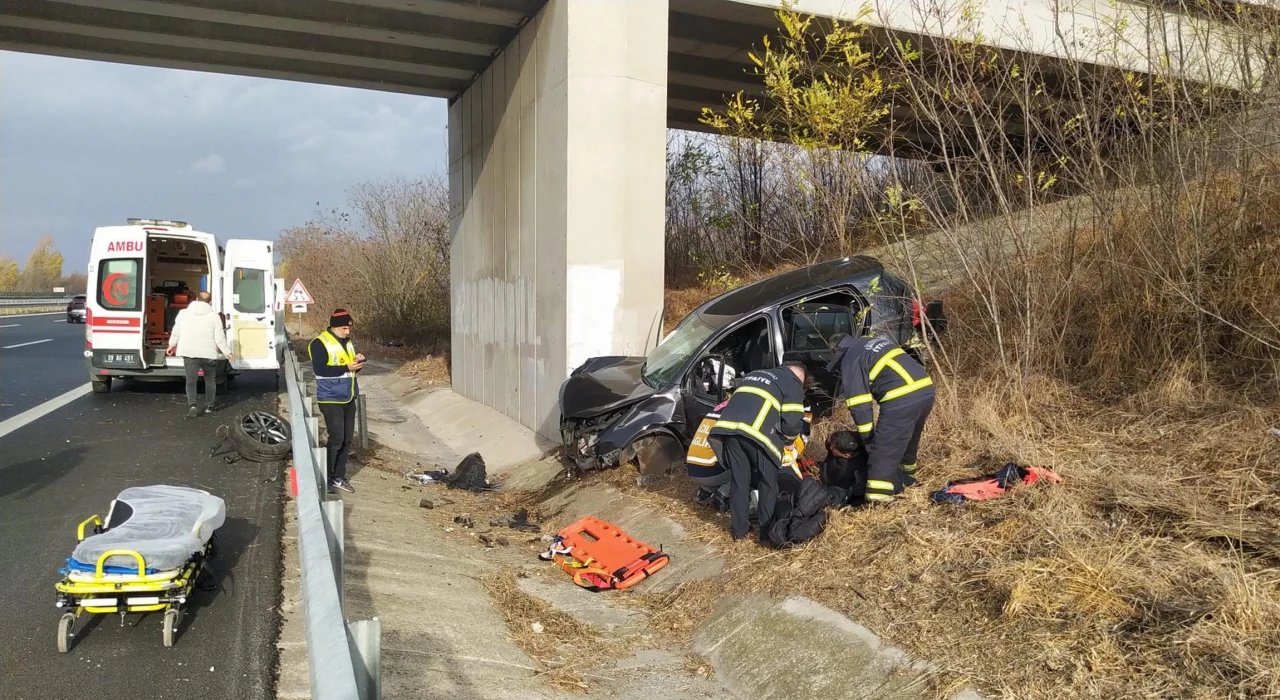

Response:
(1, 51), (449, 272)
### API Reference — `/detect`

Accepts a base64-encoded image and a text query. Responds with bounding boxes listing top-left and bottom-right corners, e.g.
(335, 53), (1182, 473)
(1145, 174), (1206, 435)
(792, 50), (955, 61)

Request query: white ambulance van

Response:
(84, 219), (286, 393)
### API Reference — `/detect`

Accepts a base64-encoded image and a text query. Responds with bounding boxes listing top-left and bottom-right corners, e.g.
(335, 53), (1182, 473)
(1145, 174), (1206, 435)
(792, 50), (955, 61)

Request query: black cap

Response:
(329, 309), (353, 328)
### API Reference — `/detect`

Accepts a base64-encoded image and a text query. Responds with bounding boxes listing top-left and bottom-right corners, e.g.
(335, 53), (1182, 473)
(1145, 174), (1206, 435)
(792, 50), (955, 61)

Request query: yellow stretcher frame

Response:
(53, 514), (211, 651)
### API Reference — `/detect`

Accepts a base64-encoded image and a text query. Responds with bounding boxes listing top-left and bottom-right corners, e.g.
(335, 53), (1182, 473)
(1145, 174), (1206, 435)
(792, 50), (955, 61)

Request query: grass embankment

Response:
(627, 182), (1280, 698)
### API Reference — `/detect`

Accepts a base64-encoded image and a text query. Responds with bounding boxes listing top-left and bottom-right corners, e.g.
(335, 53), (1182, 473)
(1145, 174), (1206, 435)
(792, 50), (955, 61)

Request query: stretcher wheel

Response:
(163, 609), (180, 648)
(57, 613), (75, 653)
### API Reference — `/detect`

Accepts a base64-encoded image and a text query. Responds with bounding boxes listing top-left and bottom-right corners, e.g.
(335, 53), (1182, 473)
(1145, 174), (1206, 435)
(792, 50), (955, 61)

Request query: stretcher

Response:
(542, 516), (669, 591)
(54, 486), (225, 652)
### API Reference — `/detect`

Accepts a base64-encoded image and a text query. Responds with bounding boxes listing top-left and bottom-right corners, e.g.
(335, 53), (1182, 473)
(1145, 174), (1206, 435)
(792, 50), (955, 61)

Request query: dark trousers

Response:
(319, 400), (357, 482)
(867, 390), (935, 493)
(182, 357), (217, 408)
(712, 435), (780, 541)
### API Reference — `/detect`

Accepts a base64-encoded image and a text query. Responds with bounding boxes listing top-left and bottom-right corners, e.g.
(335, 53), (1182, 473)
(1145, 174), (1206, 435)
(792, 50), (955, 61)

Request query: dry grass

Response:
(480, 568), (610, 692)
(618, 218), (1280, 699)
(396, 354), (451, 387)
(603, 380), (1280, 699)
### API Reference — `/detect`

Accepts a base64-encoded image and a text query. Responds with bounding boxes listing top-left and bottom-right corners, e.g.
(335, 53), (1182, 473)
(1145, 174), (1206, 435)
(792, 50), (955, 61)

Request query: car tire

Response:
(229, 410), (293, 462)
(91, 377), (112, 394)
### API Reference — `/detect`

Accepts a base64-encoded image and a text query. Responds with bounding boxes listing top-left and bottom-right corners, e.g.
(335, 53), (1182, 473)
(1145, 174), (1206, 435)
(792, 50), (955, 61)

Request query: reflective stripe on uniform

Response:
(868, 348), (906, 381)
(866, 493), (895, 502)
(882, 376), (933, 401)
(845, 393), (873, 407)
(733, 385), (780, 411)
(780, 403), (805, 412)
(686, 455), (719, 466)
(900, 462), (918, 473)
(711, 420), (783, 460)
(867, 479), (895, 493)
(856, 422), (873, 433)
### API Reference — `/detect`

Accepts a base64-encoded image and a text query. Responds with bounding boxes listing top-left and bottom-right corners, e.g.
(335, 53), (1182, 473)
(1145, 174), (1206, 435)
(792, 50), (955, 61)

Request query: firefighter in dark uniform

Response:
(708, 361), (808, 540)
(828, 333), (935, 504)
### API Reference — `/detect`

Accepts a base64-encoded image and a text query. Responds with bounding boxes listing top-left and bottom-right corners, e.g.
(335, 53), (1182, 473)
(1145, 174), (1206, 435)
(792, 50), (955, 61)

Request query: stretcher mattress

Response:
(71, 485), (226, 573)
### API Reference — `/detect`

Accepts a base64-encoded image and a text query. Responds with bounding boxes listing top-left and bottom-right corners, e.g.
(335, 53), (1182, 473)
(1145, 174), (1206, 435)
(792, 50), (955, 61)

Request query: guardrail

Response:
(284, 347), (381, 700)
(0, 291), (75, 299)
(0, 297), (69, 306)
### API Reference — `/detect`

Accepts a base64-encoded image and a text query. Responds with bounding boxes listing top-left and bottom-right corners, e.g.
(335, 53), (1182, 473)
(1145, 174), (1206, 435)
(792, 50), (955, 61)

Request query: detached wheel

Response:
(57, 613), (75, 653)
(163, 608), (180, 648)
(229, 410), (293, 462)
(91, 377), (112, 394)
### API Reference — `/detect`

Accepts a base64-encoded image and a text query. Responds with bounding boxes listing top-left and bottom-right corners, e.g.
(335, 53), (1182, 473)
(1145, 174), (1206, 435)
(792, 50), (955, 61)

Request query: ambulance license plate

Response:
(101, 352), (138, 367)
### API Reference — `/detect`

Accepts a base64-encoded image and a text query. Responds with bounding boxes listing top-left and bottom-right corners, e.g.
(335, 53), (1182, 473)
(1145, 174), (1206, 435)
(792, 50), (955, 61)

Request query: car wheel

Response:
(229, 410), (293, 462)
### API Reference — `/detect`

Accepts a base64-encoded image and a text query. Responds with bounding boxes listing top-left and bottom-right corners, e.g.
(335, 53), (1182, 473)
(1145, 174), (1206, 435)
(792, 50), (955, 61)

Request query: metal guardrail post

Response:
(348, 618), (382, 700)
(358, 394), (369, 451)
(283, 344), (379, 700)
(322, 500), (345, 615)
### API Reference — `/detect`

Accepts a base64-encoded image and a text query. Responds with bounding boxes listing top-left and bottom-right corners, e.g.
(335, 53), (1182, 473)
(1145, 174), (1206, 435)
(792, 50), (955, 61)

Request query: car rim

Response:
(241, 412), (289, 445)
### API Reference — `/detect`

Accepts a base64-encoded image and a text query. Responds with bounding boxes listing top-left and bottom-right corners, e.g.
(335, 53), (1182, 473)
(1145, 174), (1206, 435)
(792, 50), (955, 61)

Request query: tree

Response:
(61, 272), (88, 294)
(0, 257), (18, 292)
(18, 236), (64, 292)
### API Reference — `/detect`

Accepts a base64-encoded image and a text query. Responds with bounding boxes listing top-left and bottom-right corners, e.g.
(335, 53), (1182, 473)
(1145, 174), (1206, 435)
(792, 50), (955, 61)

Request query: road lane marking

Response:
(2, 339), (54, 349)
(53, 319), (66, 323)
(0, 383), (92, 440)
(0, 324), (18, 329)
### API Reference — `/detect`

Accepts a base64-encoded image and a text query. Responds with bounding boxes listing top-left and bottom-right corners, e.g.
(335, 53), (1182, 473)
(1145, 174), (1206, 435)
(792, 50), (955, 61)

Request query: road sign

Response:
(285, 279), (315, 305)
(292, 303), (308, 313)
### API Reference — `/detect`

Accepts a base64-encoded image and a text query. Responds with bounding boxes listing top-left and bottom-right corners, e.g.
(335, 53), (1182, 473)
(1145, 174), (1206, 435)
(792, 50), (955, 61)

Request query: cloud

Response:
(0, 51), (449, 270)
(190, 153), (226, 174)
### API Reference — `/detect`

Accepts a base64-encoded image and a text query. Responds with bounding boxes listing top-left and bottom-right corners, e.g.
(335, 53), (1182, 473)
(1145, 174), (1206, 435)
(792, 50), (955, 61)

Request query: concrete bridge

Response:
(1, 0), (1265, 436)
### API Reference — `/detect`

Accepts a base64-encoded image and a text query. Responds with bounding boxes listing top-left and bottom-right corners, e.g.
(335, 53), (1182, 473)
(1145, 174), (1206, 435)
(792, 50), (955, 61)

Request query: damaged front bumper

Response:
(561, 413), (625, 472)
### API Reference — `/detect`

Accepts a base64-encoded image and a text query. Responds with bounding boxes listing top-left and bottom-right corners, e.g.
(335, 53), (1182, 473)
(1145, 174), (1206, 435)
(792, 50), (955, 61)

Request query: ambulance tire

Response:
(91, 377), (112, 394)
(229, 411), (293, 462)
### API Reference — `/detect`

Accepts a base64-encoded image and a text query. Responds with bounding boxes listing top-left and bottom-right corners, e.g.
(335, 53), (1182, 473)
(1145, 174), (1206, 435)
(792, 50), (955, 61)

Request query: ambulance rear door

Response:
(222, 239), (279, 370)
(86, 226), (148, 371)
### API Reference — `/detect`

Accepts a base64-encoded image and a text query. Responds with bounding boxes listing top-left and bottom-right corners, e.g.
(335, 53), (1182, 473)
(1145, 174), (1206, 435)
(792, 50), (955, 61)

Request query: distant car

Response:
(66, 294), (87, 323)
(557, 256), (946, 476)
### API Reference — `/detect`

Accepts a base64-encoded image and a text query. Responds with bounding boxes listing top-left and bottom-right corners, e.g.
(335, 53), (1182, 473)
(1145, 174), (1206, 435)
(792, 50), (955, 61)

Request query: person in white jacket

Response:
(166, 291), (235, 418)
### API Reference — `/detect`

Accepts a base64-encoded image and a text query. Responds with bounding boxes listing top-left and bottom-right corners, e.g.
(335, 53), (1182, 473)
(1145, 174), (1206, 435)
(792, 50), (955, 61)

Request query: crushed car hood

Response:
(560, 356), (658, 419)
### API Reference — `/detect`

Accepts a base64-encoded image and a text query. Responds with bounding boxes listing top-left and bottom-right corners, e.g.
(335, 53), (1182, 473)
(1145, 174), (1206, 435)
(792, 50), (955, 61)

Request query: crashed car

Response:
(558, 256), (945, 476)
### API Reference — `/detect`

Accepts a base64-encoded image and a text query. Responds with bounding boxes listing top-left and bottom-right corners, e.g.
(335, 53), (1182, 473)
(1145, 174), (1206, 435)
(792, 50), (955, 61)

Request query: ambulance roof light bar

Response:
(127, 218), (190, 228)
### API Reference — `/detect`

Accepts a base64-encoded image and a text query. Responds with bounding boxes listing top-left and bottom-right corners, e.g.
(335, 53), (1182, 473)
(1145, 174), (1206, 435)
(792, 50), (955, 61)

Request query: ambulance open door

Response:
(222, 239), (280, 370)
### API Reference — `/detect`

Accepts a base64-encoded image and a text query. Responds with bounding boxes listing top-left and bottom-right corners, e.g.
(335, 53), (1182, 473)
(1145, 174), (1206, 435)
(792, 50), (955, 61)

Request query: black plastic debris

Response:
(447, 453), (495, 492)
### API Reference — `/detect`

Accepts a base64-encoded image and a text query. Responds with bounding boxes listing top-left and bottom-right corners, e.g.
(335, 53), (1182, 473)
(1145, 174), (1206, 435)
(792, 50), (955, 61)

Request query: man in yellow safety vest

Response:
(309, 309), (365, 494)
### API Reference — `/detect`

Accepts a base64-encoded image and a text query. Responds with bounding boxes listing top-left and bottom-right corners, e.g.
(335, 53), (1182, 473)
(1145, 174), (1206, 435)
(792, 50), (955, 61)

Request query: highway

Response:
(0, 312), (283, 700)
(0, 313), (90, 421)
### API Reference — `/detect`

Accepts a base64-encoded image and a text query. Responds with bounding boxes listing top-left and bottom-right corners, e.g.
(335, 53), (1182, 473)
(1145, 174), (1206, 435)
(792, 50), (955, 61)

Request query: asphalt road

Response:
(0, 320), (283, 700)
(0, 313), (89, 421)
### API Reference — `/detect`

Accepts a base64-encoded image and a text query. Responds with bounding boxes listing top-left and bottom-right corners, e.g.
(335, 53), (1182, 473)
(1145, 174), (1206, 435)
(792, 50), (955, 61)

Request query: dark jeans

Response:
(183, 357), (218, 408)
(319, 401), (357, 482)
(712, 435), (780, 541)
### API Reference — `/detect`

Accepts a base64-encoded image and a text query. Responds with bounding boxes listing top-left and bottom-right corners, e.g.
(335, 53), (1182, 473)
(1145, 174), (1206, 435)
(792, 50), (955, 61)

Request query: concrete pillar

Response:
(448, 0), (668, 438)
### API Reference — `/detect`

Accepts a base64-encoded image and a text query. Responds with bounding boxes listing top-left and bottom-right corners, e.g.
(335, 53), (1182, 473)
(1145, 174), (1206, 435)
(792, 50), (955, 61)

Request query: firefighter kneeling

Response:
(828, 333), (935, 504)
(707, 362), (808, 541)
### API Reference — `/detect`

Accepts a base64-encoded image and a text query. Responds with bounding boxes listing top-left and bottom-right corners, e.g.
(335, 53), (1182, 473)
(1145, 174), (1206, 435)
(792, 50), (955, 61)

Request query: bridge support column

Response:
(448, 0), (668, 438)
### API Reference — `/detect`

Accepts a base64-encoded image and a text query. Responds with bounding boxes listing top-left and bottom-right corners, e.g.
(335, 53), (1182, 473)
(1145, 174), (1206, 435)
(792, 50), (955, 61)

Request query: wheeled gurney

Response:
(54, 485), (226, 651)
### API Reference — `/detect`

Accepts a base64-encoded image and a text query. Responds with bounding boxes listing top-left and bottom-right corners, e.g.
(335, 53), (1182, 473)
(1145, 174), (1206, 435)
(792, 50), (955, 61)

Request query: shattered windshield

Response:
(642, 313), (718, 388)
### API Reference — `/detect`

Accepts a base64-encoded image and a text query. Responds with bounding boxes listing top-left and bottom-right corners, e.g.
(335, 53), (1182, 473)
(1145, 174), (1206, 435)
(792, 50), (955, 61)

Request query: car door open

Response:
(222, 239), (279, 371)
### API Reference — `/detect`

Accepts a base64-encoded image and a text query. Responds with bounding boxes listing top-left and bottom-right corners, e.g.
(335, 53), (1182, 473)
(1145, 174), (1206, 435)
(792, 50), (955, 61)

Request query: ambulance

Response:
(84, 219), (285, 393)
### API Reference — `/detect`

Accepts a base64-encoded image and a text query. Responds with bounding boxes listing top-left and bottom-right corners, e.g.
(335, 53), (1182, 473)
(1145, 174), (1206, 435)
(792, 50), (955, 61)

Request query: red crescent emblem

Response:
(102, 272), (130, 306)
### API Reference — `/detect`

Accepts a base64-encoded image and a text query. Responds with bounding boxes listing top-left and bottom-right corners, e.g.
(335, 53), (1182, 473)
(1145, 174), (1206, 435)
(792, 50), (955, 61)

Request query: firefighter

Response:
(827, 333), (935, 504)
(708, 362), (808, 541)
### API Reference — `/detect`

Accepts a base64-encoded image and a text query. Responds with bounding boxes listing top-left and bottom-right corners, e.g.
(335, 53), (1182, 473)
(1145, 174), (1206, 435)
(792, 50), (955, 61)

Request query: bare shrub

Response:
(279, 177), (450, 346)
(671, 2), (1280, 697)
